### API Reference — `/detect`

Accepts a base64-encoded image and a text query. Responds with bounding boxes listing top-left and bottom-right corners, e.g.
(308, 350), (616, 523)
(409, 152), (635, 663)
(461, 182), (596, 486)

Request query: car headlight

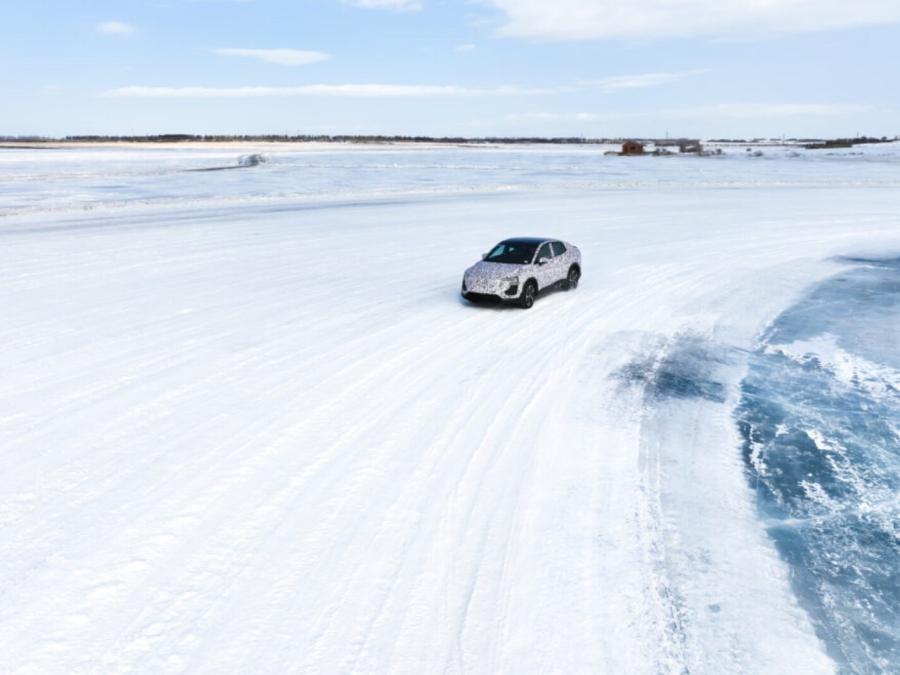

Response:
(501, 276), (518, 287)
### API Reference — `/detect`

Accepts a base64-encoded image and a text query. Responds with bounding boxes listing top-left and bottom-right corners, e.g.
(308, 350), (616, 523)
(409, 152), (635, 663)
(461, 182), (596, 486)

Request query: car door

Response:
(534, 242), (555, 289)
(550, 241), (568, 284)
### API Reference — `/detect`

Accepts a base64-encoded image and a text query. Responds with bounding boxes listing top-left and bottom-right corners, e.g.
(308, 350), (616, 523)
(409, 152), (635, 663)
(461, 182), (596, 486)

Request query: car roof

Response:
(500, 237), (553, 245)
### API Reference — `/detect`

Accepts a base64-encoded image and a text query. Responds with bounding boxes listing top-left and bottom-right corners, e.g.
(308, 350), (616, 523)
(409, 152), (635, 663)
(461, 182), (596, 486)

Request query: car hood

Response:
(465, 260), (524, 281)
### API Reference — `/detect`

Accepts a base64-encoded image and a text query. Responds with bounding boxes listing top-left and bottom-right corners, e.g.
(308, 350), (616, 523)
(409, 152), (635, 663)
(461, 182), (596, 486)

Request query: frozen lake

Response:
(2, 141), (899, 218)
(1, 142), (899, 673)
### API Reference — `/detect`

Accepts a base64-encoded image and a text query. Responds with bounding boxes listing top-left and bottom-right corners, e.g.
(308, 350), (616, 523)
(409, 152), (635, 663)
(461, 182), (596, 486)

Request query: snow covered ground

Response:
(1, 143), (899, 673)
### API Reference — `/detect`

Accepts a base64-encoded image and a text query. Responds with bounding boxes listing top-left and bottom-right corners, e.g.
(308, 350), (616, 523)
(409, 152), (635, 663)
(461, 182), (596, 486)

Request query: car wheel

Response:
(565, 266), (580, 290)
(519, 280), (537, 309)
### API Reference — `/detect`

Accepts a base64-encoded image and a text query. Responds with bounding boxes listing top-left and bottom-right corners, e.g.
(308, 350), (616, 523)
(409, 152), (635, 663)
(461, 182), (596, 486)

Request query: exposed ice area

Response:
(738, 257), (900, 673)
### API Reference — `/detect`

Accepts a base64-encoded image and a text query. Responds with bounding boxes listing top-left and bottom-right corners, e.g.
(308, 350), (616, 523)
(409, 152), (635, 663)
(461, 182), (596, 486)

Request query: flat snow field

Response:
(1, 144), (899, 673)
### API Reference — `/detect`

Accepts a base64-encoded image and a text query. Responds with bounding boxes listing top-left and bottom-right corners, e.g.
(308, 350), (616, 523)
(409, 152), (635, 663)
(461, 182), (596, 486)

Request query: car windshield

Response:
(484, 242), (538, 265)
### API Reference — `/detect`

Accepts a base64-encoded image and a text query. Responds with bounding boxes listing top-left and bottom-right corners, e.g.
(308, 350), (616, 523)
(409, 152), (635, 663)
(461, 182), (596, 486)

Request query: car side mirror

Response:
(538, 257), (550, 266)
(481, 253), (488, 260)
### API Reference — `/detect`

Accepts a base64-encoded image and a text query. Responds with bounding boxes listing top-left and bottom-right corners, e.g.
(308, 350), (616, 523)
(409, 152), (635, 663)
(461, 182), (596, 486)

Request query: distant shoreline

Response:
(1, 134), (896, 149)
(1, 136), (897, 157)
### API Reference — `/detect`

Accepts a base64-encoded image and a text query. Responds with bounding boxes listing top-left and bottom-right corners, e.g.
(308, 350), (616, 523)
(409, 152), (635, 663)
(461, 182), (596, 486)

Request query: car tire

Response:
(519, 280), (537, 309)
(565, 265), (580, 290)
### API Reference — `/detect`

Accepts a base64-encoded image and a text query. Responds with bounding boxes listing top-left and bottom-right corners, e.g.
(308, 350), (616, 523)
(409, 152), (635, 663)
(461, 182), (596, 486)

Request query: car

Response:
(461, 237), (582, 309)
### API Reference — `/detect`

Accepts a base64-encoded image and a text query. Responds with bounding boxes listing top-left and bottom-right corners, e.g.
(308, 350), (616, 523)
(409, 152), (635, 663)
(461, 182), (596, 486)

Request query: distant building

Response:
(678, 141), (703, 154)
(620, 140), (645, 156)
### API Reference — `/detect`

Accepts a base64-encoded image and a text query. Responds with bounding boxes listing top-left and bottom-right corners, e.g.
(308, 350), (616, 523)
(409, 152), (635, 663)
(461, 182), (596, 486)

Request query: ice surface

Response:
(1, 143), (900, 673)
(737, 258), (900, 673)
(2, 141), (899, 219)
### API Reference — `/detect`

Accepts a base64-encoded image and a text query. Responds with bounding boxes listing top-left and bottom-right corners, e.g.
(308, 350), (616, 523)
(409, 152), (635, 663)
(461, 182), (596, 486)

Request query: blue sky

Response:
(2, 0), (898, 138)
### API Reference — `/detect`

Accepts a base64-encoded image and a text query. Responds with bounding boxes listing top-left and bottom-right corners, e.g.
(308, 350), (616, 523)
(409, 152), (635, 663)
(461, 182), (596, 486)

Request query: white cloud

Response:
(586, 70), (708, 92)
(482, 0), (900, 40)
(101, 84), (555, 98)
(455, 43), (477, 52)
(506, 112), (601, 122)
(212, 48), (331, 66)
(97, 72), (709, 100)
(503, 103), (870, 126)
(679, 103), (873, 118)
(343, 0), (422, 11)
(97, 21), (134, 37)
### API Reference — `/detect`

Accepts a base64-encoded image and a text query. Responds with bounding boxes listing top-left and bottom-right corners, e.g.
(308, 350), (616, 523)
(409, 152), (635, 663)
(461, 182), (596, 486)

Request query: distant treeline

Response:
(801, 136), (895, 150)
(1, 134), (897, 146)
(42, 134), (604, 145)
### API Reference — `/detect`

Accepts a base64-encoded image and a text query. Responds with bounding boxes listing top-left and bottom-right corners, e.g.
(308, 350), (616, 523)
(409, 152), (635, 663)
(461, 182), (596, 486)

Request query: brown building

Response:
(620, 140), (645, 155)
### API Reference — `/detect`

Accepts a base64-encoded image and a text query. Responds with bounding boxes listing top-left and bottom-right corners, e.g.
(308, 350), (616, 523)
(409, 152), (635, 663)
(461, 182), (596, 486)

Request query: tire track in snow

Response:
(79, 302), (556, 672)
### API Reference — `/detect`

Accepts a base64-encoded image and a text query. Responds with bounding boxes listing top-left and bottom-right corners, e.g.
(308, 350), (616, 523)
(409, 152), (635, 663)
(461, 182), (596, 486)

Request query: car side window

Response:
(552, 241), (566, 256)
(536, 243), (553, 262)
(487, 244), (508, 259)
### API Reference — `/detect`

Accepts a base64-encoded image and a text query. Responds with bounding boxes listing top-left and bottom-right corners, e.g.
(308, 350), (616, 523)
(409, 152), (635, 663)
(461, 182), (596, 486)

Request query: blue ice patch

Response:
(737, 257), (900, 673)
(617, 335), (728, 403)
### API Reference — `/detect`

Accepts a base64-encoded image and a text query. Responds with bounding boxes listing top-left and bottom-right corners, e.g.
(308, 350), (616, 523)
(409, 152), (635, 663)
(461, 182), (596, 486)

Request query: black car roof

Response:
(500, 237), (552, 245)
